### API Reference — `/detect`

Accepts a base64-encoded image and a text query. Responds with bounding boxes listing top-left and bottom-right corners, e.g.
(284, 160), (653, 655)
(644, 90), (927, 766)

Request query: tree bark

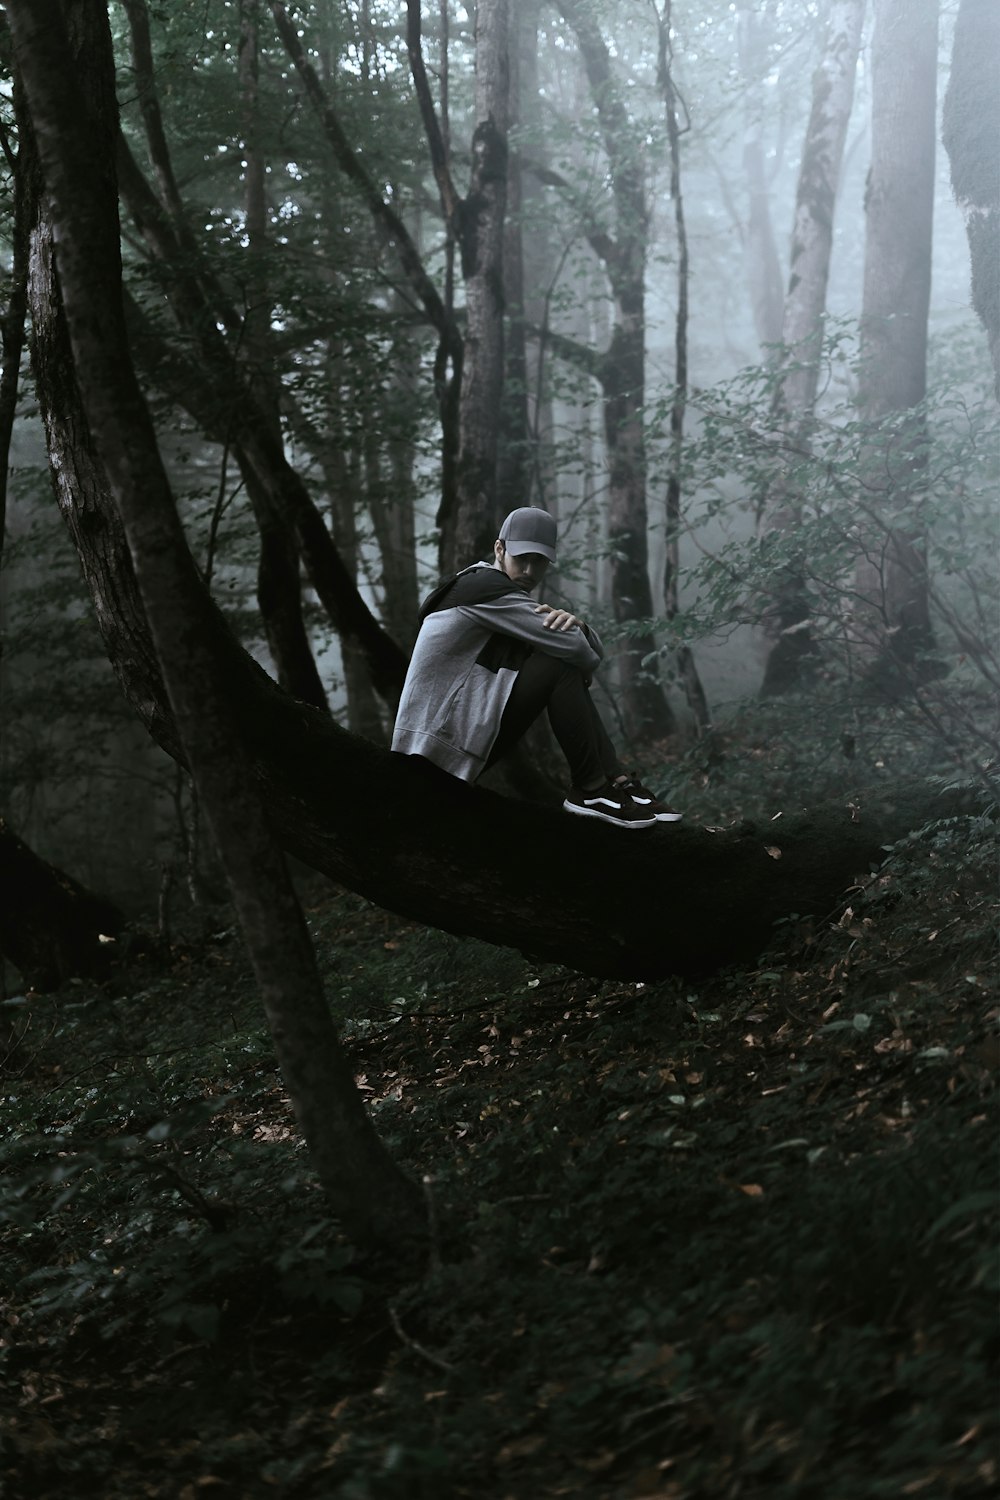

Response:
(447, 0), (510, 572)
(655, 1), (711, 733)
(854, 0), (938, 686)
(858, 0), (937, 419)
(496, 0), (533, 517)
(772, 0), (865, 423)
(10, 0), (423, 1254)
(508, 0), (559, 513)
(376, 300), (421, 651)
(562, 0), (676, 740)
(0, 82), (29, 793)
(737, 3), (785, 353)
(942, 0), (1000, 403)
(758, 0), (865, 697)
(234, 0), (328, 712)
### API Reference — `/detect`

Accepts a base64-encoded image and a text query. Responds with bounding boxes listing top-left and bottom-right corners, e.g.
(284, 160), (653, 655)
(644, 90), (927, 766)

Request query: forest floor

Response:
(1, 776), (998, 1498)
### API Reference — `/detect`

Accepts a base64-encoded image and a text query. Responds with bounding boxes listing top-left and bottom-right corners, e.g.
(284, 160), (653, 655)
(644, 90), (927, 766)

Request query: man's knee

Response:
(523, 651), (584, 686)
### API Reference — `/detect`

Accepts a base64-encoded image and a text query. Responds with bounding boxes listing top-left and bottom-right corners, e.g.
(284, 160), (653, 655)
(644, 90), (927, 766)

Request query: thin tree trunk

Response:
(378, 297), (421, 650)
(0, 103), (29, 805)
(237, 0), (328, 711)
(244, 468), (329, 710)
(497, 0), (532, 516)
(854, 0), (938, 687)
(519, 2), (559, 512)
(758, 0), (865, 697)
(737, 3), (785, 353)
(447, 0), (510, 571)
(656, 1), (711, 734)
(773, 0), (866, 420)
(563, 0), (676, 740)
(326, 373), (385, 741)
(942, 0), (1000, 403)
(10, 0), (424, 1254)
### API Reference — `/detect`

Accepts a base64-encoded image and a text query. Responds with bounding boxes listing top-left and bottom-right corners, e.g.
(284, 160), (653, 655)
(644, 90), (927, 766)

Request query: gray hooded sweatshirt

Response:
(391, 562), (604, 782)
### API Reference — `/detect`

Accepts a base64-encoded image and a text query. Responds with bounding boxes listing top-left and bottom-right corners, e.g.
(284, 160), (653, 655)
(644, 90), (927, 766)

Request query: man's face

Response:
(495, 541), (550, 591)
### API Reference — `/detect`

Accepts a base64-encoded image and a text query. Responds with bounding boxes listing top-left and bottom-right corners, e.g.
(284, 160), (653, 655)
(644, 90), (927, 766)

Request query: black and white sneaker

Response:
(618, 776), (683, 822)
(563, 782), (657, 829)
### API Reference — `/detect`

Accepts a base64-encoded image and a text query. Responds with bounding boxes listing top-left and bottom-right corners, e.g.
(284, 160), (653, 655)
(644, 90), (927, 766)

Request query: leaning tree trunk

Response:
(854, 0), (938, 687)
(942, 0), (1000, 403)
(758, 0), (865, 698)
(0, 819), (125, 992)
(9, 0), (424, 1255)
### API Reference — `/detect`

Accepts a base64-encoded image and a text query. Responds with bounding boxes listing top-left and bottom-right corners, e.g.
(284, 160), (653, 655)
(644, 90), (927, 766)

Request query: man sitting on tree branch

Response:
(392, 508), (682, 830)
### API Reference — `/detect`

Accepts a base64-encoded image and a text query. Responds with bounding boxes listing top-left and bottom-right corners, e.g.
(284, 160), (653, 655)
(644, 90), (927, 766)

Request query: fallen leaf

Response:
(496, 1434), (545, 1464)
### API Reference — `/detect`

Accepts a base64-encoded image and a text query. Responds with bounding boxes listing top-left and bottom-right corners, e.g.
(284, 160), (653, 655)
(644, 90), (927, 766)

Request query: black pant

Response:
(484, 651), (622, 790)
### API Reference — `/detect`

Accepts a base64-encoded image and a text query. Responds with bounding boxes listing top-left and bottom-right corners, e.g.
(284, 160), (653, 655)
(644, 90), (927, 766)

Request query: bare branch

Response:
(268, 0), (459, 358)
(405, 0), (460, 224)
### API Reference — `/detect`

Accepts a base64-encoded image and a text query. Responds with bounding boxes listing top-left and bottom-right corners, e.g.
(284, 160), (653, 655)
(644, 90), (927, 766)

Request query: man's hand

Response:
(534, 603), (584, 632)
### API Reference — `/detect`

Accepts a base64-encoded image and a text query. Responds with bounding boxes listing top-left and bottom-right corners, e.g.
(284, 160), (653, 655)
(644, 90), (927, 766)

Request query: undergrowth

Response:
(0, 806), (997, 1498)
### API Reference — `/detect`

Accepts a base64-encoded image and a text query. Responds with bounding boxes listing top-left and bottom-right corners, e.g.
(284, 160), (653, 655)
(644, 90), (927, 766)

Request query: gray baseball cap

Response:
(498, 507), (557, 563)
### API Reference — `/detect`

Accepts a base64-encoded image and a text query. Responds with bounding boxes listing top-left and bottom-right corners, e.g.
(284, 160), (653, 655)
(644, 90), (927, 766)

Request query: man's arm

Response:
(533, 604), (605, 662)
(456, 593), (603, 671)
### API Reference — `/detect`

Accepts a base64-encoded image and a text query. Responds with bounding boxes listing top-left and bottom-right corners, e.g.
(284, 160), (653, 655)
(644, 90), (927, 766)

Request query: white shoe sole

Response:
(563, 799), (656, 829)
(630, 799), (683, 823)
